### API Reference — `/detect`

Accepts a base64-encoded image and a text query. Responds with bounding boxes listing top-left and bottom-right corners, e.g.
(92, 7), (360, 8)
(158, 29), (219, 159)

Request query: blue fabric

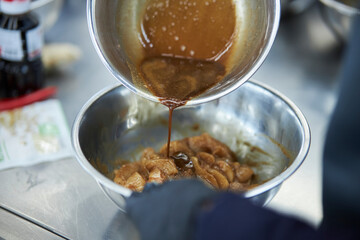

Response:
(126, 179), (216, 240)
(322, 15), (360, 229)
(195, 193), (318, 240)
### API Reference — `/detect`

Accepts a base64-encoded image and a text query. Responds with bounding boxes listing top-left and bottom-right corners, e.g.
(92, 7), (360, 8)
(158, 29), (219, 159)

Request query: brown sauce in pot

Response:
(137, 0), (237, 156)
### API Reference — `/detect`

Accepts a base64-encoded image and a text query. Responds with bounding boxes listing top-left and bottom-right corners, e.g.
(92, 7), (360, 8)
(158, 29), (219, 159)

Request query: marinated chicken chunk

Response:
(124, 172), (146, 192)
(145, 159), (178, 176)
(148, 168), (166, 184)
(113, 133), (255, 192)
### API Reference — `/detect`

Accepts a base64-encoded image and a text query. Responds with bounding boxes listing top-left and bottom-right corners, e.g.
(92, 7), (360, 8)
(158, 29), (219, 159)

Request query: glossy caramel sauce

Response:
(137, 0), (237, 156)
(138, 0), (236, 104)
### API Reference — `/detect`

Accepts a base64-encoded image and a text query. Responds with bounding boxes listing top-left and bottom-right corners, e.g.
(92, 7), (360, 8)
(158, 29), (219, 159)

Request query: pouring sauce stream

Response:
(137, 0), (237, 156)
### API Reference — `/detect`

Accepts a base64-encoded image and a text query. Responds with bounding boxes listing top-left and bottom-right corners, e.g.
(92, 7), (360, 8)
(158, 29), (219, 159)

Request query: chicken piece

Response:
(180, 168), (195, 178)
(188, 134), (212, 153)
(229, 182), (246, 192)
(216, 160), (235, 182)
(148, 168), (166, 184)
(197, 152), (215, 165)
(159, 140), (195, 158)
(145, 159), (178, 176)
(141, 148), (160, 165)
(207, 168), (229, 190)
(113, 162), (140, 184)
(124, 172), (146, 192)
(235, 165), (254, 183)
(113, 175), (126, 186)
(213, 145), (233, 160)
(191, 157), (218, 188)
(188, 133), (236, 161)
(138, 163), (149, 181)
(233, 162), (241, 168)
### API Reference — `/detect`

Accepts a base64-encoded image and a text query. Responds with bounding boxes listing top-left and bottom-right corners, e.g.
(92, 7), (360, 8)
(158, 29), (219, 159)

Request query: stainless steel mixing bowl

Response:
(87, 0), (280, 106)
(320, 0), (360, 42)
(31, 0), (63, 31)
(281, 0), (315, 15)
(72, 80), (310, 210)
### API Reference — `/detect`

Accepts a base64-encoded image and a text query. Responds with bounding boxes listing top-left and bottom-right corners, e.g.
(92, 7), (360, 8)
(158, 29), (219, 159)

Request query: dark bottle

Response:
(0, 0), (44, 99)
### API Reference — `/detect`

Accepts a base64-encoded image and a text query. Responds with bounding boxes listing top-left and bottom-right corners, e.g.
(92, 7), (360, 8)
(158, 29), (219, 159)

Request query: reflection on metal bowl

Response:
(281, 0), (315, 16)
(72, 81), (311, 211)
(31, 0), (64, 31)
(320, 0), (360, 42)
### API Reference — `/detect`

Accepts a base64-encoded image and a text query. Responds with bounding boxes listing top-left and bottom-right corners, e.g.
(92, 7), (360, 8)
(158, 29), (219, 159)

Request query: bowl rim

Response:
(319, 0), (360, 16)
(72, 80), (311, 199)
(86, 0), (281, 106)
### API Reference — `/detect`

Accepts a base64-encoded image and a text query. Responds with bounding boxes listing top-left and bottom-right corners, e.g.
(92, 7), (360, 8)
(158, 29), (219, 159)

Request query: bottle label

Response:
(0, 28), (24, 61)
(26, 25), (44, 60)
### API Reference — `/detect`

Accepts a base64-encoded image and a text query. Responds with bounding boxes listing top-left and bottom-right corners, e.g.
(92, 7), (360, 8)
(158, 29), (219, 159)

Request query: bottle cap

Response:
(0, 0), (31, 15)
